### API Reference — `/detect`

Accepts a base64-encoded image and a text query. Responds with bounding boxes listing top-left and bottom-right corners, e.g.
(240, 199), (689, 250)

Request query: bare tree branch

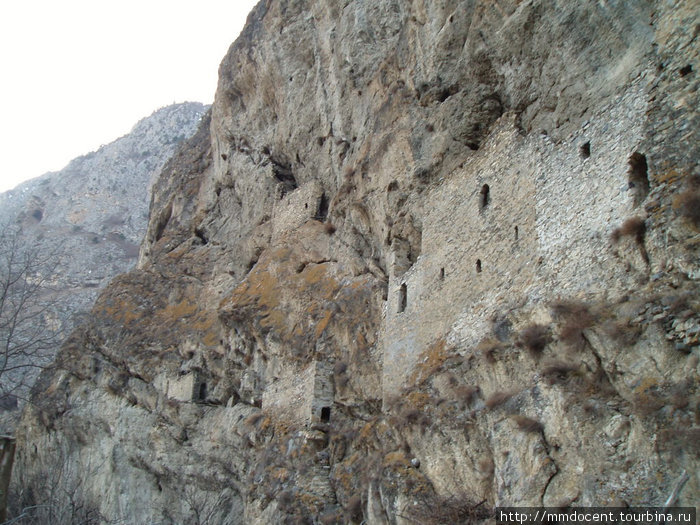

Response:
(0, 224), (65, 423)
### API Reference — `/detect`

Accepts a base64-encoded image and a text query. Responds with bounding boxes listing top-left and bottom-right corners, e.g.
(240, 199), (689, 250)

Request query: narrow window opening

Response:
(398, 283), (407, 313)
(320, 406), (331, 422)
(439, 268), (445, 280)
(197, 382), (207, 402)
(480, 184), (490, 209)
(628, 152), (649, 206)
(476, 259), (482, 273)
(514, 226), (519, 240)
(316, 193), (329, 221)
(580, 141), (590, 159)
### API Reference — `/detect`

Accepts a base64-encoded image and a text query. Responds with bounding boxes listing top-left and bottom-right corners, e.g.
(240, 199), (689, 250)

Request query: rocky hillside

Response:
(0, 102), (206, 428)
(11, 1), (700, 524)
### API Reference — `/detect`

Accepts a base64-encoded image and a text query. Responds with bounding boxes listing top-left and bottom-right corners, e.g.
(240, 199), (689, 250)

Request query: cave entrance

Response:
(320, 406), (331, 422)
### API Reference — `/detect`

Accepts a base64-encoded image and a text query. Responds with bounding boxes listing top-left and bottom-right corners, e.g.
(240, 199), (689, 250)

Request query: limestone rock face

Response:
(12, 2), (699, 524)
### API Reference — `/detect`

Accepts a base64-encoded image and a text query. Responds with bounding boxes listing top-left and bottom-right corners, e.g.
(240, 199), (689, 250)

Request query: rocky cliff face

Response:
(11, 1), (699, 524)
(0, 102), (206, 430)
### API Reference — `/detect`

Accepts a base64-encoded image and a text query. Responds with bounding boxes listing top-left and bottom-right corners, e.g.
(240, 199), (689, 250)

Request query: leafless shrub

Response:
(485, 391), (514, 410)
(402, 408), (429, 428)
(455, 385), (480, 406)
(335, 181), (355, 202)
(669, 379), (693, 410)
(558, 318), (593, 349)
(517, 324), (550, 356)
(477, 337), (503, 364)
(478, 456), (494, 477)
(664, 293), (693, 315)
(582, 400), (598, 416)
(182, 485), (233, 525)
(670, 392), (689, 410)
(657, 428), (700, 456)
(676, 190), (700, 224)
(551, 300), (594, 323)
(8, 442), (108, 525)
(345, 494), (363, 521)
(603, 320), (641, 346)
(512, 415), (544, 433)
(277, 490), (294, 510)
(632, 392), (665, 416)
(551, 300), (596, 349)
(384, 395), (402, 413)
(405, 490), (492, 524)
(402, 408), (421, 422)
(243, 412), (264, 428)
(334, 361), (347, 376)
(541, 361), (580, 385)
(673, 187), (700, 227)
(484, 348), (497, 364)
(320, 510), (344, 525)
(611, 217), (646, 244)
(0, 226), (65, 410)
(324, 222), (337, 235)
(433, 397), (449, 412)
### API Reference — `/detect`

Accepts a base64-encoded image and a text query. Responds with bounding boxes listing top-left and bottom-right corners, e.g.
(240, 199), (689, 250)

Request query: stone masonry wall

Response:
(262, 362), (315, 424)
(383, 79), (650, 396)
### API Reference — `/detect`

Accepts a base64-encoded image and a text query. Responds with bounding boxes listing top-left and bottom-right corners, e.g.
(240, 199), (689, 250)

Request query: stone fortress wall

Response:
(258, 78), (652, 421)
(383, 80), (650, 396)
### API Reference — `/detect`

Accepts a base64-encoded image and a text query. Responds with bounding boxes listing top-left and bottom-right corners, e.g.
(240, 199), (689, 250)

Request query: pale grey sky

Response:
(0, 0), (259, 193)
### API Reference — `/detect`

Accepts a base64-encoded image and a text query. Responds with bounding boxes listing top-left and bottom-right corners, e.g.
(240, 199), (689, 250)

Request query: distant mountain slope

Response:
(0, 101), (207, 428)
(0, 101), (207, 307)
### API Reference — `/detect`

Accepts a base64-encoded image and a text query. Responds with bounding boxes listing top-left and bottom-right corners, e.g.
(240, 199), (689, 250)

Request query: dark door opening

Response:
(628, 152), (649, 206)
(320, 406), (331, 422)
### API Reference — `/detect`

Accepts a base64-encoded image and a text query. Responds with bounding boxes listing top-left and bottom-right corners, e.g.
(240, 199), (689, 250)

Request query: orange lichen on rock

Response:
(411, 338), (449, 384)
